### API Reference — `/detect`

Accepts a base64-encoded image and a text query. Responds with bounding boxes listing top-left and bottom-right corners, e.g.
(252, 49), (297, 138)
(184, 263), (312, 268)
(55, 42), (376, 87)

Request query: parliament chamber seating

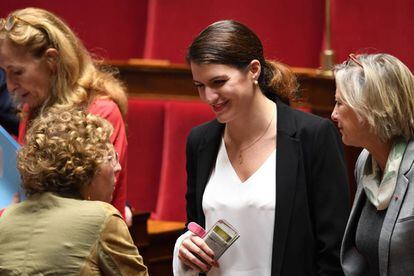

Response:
(110, 60), (361, 275)
(126, 98), (214, 221)
(126, 97), (214, 274)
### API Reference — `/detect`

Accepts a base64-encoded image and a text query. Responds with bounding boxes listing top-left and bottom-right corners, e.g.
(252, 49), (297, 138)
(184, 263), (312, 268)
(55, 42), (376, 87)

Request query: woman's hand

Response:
(12, 192), (20, 204)
(178, 234), (218, 272)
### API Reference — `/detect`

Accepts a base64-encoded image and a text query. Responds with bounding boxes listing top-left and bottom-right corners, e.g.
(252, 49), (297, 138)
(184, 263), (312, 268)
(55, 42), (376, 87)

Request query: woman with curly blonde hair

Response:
(0, 7), (128, 217)
(0, 108), (147, 275)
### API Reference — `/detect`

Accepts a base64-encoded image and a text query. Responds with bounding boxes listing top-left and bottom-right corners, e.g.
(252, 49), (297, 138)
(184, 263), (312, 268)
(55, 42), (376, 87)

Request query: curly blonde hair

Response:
(17, 107), (114, 197)
(0, 7), (127, 117)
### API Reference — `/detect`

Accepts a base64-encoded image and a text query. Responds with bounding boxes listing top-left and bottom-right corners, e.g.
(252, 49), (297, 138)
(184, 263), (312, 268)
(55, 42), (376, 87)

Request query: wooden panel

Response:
(110, 60), (197, 99)
(130, 211), (185, 275)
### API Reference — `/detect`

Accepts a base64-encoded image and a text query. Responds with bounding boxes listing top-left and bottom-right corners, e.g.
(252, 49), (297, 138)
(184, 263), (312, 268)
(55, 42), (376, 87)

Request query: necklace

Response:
(233, 112), (275, 165)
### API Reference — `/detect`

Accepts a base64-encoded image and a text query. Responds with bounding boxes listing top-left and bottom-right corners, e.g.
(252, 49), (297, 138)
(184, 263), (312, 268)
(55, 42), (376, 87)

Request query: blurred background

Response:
(1, 0), (413, 69)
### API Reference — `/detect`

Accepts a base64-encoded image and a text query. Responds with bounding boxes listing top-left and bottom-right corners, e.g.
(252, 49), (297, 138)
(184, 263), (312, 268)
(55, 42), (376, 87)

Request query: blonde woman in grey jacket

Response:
(332, 53), (414, 276)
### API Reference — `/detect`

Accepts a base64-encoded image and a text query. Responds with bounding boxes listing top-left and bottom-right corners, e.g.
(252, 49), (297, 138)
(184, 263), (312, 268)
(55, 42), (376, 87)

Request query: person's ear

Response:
(44, 48), (59, 72)
(249, 59), (261, 80)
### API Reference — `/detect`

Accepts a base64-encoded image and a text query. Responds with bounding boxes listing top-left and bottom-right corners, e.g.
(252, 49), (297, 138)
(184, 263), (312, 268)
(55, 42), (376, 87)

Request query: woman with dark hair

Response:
(173, 20), (350, 276)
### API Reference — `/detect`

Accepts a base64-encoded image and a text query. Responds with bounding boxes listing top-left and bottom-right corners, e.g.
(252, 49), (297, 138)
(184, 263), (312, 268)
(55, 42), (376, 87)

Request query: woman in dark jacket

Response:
(173, 20), (350, 276)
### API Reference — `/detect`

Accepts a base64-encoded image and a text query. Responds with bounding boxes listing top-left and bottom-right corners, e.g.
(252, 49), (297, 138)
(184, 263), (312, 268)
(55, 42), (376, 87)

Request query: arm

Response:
(98, 213), (148, 276)
(311, 119), (350, 276)
(173, 129), (216, 274)
(173, 231), (199, 275)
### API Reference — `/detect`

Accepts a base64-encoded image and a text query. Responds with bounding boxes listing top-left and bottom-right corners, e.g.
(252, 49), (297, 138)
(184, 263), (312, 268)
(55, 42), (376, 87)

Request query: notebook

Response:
(0, 124), (22, 209)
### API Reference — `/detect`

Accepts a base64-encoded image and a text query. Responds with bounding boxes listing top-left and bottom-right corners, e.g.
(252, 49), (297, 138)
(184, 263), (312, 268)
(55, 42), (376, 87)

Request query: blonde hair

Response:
(335, 53), (414, 142)
(0, 7), (127, 117)
(17, 107), (114, 197)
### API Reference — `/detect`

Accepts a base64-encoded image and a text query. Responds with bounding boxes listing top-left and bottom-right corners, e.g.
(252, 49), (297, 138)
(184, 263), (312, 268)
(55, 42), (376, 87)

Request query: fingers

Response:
(179, 247), (209, 272)
(190, 235), (214, 258)
(12, 192), (20, 204)
(178, 235), (217, 272)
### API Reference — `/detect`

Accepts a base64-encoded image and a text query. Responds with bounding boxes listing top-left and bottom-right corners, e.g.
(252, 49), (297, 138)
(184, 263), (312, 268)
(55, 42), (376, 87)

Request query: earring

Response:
(253, 80), (258, 85)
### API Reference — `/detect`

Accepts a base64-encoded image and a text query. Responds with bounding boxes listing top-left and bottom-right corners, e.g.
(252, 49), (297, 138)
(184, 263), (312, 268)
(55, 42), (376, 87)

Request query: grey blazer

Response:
(341, 139), (414, 276)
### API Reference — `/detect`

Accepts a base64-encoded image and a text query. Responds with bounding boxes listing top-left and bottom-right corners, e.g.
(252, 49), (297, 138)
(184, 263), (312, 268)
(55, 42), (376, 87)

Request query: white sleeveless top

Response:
(202, 139), (276, 276)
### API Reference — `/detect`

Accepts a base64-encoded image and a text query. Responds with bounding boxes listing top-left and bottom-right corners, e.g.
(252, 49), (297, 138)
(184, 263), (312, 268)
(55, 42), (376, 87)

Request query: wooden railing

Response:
(129, 211), (185, 275)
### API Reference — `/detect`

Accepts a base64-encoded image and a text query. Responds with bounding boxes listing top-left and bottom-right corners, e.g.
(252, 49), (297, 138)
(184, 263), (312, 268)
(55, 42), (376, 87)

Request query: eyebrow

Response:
(5, 64), (19, 70)
(209, 75), (227, 81)
(193, 75), (228, 83)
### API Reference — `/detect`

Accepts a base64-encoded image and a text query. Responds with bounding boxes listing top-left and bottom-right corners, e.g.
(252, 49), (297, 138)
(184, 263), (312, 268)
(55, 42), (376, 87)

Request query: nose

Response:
(6, 74), (18, 93)
(114, 161), (122, 173)
(201, 87), (219, 104)
(331, 106), (338, 122)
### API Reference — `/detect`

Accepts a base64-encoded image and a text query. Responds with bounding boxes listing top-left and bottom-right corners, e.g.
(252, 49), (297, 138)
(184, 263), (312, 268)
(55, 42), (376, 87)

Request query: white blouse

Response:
(173, 140), (276, 276)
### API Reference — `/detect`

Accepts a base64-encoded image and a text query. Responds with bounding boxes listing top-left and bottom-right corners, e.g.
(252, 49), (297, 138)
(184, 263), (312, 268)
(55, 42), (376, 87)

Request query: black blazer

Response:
(0, 70), (19, 136)
(185, 96), (350, 276)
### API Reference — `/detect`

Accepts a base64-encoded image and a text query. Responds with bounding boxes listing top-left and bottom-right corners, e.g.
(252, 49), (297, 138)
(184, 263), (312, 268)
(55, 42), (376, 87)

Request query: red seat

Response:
(152, 100), (214, 221)
(127, 98), (214, 221)
(127, 98), (165, 213)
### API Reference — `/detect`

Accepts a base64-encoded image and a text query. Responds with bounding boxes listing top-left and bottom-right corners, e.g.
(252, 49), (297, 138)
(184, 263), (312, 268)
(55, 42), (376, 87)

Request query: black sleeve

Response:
(311, 119), (350, 276)
(0, 80), (19, 136)
(185, 128), (198, 226)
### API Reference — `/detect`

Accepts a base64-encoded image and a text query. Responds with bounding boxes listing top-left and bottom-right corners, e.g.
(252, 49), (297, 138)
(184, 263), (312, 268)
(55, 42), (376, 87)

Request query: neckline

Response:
(220, 137), (276, 184)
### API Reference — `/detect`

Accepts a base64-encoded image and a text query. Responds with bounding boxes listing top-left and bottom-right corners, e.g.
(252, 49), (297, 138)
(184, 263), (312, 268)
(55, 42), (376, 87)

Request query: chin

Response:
(216, 116), (227, 124)
(342, 137), (358, 148)
(341, 137), (351, 146)
(215, 112), (235, 124)
(27, 101), (42, 109)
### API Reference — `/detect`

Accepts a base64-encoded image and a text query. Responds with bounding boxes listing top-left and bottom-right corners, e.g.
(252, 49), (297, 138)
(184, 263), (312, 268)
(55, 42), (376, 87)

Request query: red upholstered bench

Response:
(127, 98), (165, 214)
(153, 100), (215, 221)
(126, 97), (214, 222)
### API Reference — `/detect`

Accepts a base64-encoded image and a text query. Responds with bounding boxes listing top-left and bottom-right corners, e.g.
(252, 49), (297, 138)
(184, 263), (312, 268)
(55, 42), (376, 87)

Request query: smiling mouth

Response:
(211, 100), (228, 112)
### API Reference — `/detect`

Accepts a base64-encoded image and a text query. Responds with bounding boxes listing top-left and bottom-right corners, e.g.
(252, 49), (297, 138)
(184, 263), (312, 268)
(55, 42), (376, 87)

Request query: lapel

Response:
(195, 120), (224, 227)
(341, 150), (368, 274)
(193, 97), (302, 275)
(271, 98), (301, 275)
(378, 139), (414, 276)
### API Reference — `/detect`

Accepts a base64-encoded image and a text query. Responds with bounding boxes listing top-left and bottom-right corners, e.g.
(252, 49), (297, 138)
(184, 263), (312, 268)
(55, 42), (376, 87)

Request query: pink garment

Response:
(17, 99), (127, 218)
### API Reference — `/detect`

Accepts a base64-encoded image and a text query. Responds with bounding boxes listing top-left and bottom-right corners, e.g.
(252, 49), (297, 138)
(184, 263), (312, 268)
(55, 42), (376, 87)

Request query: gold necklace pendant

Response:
(226, 104), (276, 166)
(238, 153), (243, 165)
(236, 112), (274, 165)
